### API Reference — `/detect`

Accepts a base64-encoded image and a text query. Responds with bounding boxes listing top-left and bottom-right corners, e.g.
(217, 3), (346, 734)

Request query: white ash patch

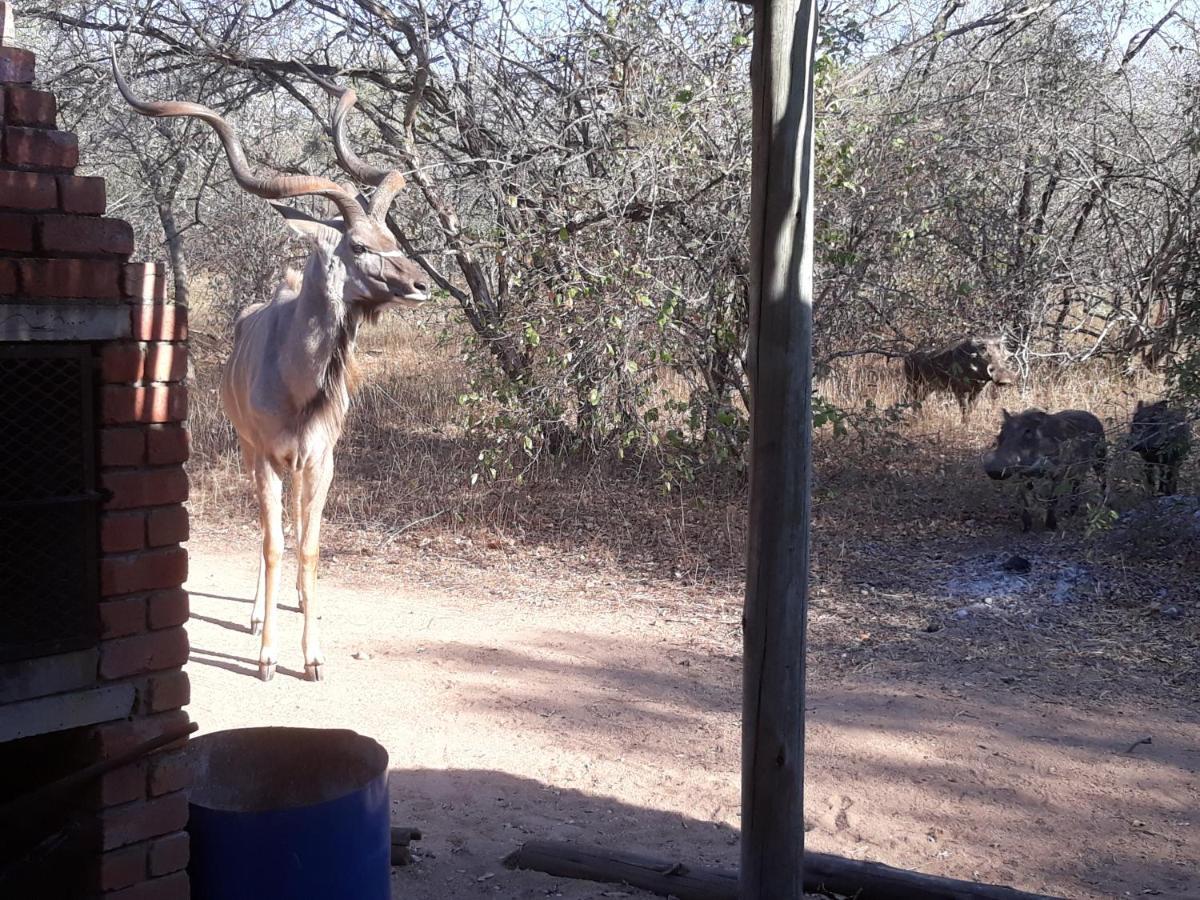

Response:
(944, 553), (1093, 618)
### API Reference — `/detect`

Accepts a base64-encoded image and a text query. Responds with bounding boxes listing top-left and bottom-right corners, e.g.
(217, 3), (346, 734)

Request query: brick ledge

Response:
(0, 301), (130, 340)
(0, 683), (136, 742)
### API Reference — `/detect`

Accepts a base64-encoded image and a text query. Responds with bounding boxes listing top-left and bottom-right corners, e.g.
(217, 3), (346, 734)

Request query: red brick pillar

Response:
(2, 31), (192, 900)
(92, 261), (192, 897)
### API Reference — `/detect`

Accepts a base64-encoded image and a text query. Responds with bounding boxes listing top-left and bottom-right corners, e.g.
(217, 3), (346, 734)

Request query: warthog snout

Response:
(988, 361), (1016, 386)
(982, 452), (1012, 480)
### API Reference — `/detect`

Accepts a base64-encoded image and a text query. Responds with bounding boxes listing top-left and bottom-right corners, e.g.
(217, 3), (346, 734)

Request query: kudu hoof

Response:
(250, 620), (263, 636)
(304, 663), (324, 682)
(258, 661), (276, 682)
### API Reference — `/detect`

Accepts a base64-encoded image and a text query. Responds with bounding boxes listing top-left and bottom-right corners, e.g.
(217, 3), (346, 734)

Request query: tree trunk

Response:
(157, 202), (189, 307)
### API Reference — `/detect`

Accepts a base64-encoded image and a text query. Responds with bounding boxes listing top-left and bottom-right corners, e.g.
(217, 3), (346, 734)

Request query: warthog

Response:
(903, 336), (1017, 419)
(1129, 400), (1191, 496)
(983, 409), (1107, 531)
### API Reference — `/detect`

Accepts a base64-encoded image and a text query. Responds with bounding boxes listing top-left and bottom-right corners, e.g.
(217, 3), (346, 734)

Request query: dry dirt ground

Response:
(183, 512), (1199, 900)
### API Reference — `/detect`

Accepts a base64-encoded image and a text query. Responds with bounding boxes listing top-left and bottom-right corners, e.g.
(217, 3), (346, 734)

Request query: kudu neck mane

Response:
(293, 253), (369, 431)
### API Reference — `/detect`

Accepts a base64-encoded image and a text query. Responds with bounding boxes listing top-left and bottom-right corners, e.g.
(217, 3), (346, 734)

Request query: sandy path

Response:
(183, 531), (1199, 899)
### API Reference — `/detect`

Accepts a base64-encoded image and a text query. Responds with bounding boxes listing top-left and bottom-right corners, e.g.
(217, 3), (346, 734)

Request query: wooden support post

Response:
(743, 0), (819, 897)
(0, 2), (15, 47)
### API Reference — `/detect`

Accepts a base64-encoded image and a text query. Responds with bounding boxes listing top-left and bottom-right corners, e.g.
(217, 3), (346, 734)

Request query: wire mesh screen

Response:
(0, 344), (100, 663)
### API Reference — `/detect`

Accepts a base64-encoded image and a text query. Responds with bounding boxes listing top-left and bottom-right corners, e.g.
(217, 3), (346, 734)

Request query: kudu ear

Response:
(1135, 399), (1144, 411)
(1001, 408), (1011, 422)
(270, 202), (345, 246)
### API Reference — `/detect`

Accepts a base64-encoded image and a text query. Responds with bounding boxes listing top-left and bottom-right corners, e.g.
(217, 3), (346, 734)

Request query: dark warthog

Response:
(1129, 400), (1191, 496)
(903, 336), (1017, 419)
(983, 409), (1107, 531)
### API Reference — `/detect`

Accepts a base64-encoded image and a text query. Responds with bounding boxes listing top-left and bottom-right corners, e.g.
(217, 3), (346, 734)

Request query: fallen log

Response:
(801, 851), (1063, 900)
(504, 840), (734, 900)
(502, 839), (1064, 900)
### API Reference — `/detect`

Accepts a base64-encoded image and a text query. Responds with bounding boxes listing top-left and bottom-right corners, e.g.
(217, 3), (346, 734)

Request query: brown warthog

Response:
(1129, 400), (1191, 496)
(983, 409), (1107, 531)
(903, 336), (1017, 419)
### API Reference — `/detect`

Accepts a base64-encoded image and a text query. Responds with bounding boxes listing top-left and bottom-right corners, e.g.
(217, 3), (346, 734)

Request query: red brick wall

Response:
(2, 40), (191, 900)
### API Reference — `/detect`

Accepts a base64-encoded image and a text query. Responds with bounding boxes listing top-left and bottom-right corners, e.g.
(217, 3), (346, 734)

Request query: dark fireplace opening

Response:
(0, 342), (100, 663)
(0, 724), (100, 898)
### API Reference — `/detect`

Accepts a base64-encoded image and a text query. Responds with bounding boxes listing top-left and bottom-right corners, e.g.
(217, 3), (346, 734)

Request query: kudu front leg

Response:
(254, 462), (285, 681)
(296, 456), (335, 682)
(250, 551), (266, 636)
(292, 481), (305, 614)
(241, 441), (267, 636)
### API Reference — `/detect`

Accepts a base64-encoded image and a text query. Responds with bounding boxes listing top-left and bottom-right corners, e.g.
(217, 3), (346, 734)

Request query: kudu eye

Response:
(350, 242), (367, 255)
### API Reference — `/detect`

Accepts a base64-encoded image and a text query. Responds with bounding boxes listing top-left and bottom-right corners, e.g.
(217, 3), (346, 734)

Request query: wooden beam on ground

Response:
(502, 840), (1064, 900)
(503, 840), (736, 900)
(801, 852), (1064, 900)
(743, 0), (819, 897)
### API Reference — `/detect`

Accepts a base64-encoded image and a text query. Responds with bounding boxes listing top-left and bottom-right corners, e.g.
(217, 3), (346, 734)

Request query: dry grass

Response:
(184, 304), (1198, 699)
(186, 302), (1194, 564)
(818, 355), (1162, 445)
(185, 303), (740, 575)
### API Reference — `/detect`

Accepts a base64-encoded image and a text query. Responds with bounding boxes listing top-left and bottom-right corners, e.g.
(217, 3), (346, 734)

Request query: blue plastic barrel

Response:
(186, 727), (390, 900)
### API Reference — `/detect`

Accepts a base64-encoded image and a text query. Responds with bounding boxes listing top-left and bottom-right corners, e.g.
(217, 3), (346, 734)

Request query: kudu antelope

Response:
(114, 53), (431, 681)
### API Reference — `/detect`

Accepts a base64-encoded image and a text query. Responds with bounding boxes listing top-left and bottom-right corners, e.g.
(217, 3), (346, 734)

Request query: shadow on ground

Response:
(385, 765), (1195, 900)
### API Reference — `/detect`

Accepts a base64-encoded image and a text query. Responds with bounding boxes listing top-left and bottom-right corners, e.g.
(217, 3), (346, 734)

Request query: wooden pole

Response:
(0, 2), (15, 48)
(743, 0), (818, 897)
